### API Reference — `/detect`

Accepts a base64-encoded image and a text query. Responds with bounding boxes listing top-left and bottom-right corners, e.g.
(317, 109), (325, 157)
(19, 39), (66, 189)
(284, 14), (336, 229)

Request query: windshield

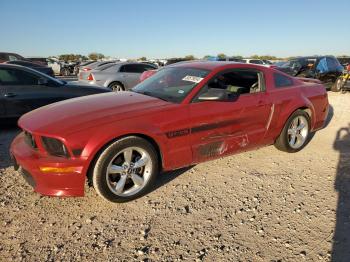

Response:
(132, 67), (210, 103)
(25, 67), (65, 85)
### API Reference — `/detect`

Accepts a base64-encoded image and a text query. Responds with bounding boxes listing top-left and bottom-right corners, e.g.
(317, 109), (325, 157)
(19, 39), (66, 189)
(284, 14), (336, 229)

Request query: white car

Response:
(242, 59), (272, 65)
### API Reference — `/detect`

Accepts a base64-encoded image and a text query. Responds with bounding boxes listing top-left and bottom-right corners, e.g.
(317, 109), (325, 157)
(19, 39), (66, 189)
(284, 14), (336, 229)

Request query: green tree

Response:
(202, 55), (211, 60)
(231, 55), (243, 59)
(58, 54), (88, 62)
(138, 57), (147, 61)
(217, 53), (226, 59)
(88, 53), (105, 61)
(184, 55), (196, 60)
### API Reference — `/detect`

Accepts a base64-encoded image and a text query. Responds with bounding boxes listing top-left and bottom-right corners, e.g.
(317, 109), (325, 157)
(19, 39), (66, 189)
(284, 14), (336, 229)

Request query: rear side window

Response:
(274, 73), (293, 88)
(249, 60), (263, 64)
(120, 64), (139, 73)
(8, 55), (19, 61)
(120, 64), (156, 73)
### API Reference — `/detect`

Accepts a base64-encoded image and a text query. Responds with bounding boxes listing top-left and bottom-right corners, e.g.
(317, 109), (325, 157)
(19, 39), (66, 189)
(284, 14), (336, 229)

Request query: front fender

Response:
(70, 120), (167, 176)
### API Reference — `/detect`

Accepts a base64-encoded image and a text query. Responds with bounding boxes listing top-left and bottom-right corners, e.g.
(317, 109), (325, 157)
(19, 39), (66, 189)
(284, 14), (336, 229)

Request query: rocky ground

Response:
(0, 92), (349, 261)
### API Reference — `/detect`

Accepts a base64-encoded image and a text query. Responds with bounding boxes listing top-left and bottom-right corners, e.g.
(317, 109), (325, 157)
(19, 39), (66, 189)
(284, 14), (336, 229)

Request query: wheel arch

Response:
(107, 80), (125, 89)
(86, 133), (163, 185)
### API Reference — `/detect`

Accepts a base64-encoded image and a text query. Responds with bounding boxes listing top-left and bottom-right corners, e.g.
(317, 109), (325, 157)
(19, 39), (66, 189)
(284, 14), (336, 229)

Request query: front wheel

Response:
(92, 136), (159, 202)
(331, 77), (344, 92)
(274, 110), (311, 153)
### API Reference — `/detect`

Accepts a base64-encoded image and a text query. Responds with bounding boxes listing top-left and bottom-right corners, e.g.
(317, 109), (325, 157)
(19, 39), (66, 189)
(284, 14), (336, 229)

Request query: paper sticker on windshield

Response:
(182, 75), (203, 83)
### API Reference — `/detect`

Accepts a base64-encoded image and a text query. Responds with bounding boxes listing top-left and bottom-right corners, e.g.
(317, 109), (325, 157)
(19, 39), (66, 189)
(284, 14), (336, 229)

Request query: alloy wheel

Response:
(287, 115), (309, 149)
(105, 147), (152, 197)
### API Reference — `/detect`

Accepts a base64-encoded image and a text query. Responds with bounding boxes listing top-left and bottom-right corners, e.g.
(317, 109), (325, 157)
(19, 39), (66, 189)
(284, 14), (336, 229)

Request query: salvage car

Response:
(10, 61), (329, 202)
(277, 56), (343, 90)
(0, 64), (111, 118)
(79, 62), (157, 91)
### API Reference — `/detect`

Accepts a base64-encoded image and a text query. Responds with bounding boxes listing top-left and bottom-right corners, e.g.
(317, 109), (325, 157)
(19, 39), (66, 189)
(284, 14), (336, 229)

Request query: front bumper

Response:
(10, 132), (87, 197)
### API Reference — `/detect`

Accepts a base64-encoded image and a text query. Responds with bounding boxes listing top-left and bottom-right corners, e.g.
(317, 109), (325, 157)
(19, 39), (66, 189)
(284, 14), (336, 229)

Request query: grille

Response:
(24, 131), (37, 149)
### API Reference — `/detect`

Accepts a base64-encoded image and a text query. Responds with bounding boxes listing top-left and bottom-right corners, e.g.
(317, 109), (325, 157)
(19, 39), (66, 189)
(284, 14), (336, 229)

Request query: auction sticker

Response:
(182, 75), (204, 83)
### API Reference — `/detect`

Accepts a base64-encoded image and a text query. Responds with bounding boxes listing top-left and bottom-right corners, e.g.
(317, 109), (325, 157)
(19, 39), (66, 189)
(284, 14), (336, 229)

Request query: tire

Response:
(331, 77), (344, 92)
(92, 136), (159, 203)
(108, 82), (125, 92)
(274, 110), (311, 153)
(60, 68), (69, 76)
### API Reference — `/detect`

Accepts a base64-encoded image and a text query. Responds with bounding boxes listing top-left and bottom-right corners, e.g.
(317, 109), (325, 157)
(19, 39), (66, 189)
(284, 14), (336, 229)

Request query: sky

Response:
(1, 0), (349, 59)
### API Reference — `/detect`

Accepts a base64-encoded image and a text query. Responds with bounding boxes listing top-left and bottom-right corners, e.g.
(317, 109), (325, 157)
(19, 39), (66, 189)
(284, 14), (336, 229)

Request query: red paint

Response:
(139, 69), (157, 82)
(11, 62), (329, 197)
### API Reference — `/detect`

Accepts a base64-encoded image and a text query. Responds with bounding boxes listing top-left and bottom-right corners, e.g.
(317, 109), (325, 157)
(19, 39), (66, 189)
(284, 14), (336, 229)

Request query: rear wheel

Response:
(108, 82), (125, 92)
(274, 110), (311, 153)
(92, 136), (159, 202)
(60, 68), (70, 76)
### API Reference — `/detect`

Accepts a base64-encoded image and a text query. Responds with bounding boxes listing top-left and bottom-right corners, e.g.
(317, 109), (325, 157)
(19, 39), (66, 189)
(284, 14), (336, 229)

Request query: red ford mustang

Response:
(10, 62), (329, 202)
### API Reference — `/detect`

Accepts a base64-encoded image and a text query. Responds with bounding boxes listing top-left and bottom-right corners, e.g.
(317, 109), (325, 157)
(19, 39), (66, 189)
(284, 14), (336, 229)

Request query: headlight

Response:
(41, 137), (70, 158)
(24, 131), (37, 149)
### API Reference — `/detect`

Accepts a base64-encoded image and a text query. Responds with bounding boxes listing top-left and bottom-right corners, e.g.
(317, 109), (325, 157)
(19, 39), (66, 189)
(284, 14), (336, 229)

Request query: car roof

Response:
(168, 61), (260, 70)
(0, 63), (26, 69)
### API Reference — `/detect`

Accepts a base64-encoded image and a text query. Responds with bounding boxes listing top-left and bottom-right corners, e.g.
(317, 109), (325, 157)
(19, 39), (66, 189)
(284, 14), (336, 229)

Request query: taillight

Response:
(87, 74), (94, 81)
(83, 67), (91, 71)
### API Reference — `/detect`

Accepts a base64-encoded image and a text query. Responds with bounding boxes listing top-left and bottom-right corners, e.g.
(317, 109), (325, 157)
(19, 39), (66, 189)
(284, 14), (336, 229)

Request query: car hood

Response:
(19, 91), (171, 136)
(63, 81), (110, 92)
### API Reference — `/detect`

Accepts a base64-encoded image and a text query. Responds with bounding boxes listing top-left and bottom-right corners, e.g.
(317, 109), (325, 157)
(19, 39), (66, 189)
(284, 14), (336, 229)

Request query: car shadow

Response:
(150, 166), (194, 193)
(324, 104), (334, 128)
(332, 123), (350, 261)
(0, 119), (21, 169)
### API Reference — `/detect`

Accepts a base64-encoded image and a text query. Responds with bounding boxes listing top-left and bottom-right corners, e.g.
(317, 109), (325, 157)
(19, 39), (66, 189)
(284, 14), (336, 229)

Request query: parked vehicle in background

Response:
(6, 60), (55, 77)
(47, 57), (79, 76)
(0, 64), (111, 118)
(78, 61), (118, 79)
(337, 57), (350, 67)
(79, 62), (158, 91)
(333, 65), (350, 92)
(26, 57), (48, 66)
(277, 56), (344, 90)
(0, 52), (26, 63)
(242, 58), (272, 65)
(11, 61), (329, 202)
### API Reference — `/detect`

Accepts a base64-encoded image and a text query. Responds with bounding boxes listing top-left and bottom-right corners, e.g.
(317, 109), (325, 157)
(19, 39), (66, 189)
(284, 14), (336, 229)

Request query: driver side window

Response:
(0, 68), (39, 85)
(196, 69), (264, 100)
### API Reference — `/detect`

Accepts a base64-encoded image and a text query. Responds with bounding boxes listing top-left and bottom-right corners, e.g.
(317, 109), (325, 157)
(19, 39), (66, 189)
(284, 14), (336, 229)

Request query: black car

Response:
(277, 56), (344, 90)
(0, 52), (26, 63)
(6, 60), (55, 77)
(0, 64), (111, 118)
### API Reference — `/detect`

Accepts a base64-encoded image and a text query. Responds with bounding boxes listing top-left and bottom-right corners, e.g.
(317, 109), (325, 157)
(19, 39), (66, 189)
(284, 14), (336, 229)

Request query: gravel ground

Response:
(0, 92), (349, 262)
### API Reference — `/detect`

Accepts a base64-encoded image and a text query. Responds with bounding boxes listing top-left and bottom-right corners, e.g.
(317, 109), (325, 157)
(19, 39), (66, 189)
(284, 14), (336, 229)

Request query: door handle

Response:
(4, 93), (16, 98)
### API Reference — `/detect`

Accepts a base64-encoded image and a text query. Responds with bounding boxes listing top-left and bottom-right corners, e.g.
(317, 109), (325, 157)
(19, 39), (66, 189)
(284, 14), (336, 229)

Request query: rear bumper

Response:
(10, 132), (86, 197)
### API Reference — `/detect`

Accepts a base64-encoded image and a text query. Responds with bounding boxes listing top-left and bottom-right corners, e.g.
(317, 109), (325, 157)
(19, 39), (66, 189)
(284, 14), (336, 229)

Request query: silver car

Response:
(78, 61), (117, 79)
(78, 62), (158, 91)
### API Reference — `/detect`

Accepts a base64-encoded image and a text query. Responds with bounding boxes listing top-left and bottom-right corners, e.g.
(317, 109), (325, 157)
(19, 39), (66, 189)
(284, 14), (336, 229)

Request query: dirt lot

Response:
(0, 92), (349, 261)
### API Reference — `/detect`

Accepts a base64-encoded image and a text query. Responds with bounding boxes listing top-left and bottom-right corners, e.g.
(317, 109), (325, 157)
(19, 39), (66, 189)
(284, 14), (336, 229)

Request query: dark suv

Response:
(0, 52), (26, 63)
(278, 56), (344, 90)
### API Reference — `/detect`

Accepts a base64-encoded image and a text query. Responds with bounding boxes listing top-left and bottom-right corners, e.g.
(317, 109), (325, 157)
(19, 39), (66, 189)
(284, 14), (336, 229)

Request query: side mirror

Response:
(197, 88), (228, 101)
(38, 78), (48, 85)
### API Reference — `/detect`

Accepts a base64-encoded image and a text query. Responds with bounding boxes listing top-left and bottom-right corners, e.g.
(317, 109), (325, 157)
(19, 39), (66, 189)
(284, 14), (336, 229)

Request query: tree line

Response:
(55, 53), (293, 62)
